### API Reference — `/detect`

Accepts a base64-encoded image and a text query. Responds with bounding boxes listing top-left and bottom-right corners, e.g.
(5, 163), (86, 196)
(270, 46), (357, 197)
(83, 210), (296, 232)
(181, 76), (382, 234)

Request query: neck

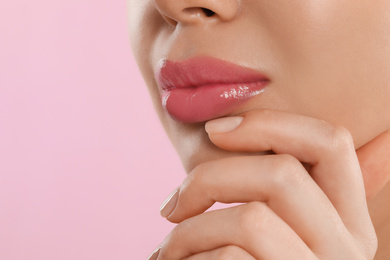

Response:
(368, 181), (390, 259)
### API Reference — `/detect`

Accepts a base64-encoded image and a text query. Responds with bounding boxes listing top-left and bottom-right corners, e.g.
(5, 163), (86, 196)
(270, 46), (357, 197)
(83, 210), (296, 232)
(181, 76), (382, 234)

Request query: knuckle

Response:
(360, 228), (378, 259)
(186, 158), (237, 200)
(271, 154), (306, 189)
(185, 161), (213, 195)
(238, 202), (270, 235)
(367, 236), (378, 259)
(186, 163), (207, 188)
(165, 225), (181, 248)
(159, 221), (189, 259)
(327, 126), (354, 152)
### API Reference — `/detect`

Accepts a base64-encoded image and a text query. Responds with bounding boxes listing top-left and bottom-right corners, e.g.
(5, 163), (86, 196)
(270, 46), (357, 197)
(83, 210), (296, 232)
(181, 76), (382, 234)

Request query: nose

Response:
(154, 0), (241, 26)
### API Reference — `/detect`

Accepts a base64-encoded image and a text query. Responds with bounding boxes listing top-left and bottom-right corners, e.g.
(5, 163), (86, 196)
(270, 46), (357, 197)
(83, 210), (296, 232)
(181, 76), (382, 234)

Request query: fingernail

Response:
(205, 116), (244, 134)
(160, 187), (180, 218)
(147, 246), (161, 260)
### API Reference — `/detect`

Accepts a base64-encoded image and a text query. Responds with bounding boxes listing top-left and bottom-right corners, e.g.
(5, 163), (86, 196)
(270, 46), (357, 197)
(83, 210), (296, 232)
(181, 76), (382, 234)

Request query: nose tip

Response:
(154, 0), (241, 26)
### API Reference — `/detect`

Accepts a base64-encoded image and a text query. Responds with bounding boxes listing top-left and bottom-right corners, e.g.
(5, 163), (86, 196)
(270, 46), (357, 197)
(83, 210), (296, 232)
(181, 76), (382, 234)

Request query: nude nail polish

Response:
(205, 116), (244, 134)
(160, 187), (180, 218)
(147, 247), (161, 260)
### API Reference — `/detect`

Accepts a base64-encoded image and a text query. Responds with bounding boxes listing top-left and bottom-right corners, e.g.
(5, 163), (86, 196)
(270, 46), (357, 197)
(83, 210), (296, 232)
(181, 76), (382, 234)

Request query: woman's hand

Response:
(149, 110), (380, 260)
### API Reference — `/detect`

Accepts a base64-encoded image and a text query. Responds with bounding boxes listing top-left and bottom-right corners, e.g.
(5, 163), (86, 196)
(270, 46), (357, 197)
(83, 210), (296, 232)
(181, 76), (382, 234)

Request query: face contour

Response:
(128, 0), (390, 173)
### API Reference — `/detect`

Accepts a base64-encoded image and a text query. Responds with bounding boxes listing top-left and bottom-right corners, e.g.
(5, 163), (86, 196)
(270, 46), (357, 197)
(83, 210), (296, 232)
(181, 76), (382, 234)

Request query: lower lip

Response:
(162, 81), (268, 123)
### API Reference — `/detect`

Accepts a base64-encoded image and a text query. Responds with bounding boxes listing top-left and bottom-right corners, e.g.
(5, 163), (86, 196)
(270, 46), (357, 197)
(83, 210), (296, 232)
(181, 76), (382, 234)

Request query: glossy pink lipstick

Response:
(156, 57), (270, 123)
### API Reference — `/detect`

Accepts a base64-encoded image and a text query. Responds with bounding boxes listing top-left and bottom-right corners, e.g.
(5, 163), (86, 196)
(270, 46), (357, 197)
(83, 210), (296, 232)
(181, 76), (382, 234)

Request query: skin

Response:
(128, 0), (390, 259)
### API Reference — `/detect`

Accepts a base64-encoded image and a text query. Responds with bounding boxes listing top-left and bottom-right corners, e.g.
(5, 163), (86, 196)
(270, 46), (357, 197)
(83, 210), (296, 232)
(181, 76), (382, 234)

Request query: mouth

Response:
(155, 56), (270, 123)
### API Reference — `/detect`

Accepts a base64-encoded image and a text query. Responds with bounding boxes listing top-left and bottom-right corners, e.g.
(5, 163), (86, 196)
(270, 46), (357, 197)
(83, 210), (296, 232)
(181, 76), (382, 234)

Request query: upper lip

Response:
(155, 56), (270, 91)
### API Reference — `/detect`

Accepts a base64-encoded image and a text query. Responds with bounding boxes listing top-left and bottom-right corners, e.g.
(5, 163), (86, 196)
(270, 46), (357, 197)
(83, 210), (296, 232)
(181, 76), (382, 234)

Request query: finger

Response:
(356, 131), (390, 200)
(183, 245), (256, 260)
(205, 110), (370, 235)
(165, 155), (350, 255)
(158, 202), (316, 260)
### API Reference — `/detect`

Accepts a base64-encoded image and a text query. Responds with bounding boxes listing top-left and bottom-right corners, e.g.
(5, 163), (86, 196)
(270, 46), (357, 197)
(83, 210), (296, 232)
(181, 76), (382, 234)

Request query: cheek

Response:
(271, 1), (390, 147)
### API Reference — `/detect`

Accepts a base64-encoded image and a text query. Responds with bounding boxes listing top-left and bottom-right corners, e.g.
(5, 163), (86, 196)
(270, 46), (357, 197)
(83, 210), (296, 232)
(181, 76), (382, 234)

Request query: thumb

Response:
(356, 131), (390, 200)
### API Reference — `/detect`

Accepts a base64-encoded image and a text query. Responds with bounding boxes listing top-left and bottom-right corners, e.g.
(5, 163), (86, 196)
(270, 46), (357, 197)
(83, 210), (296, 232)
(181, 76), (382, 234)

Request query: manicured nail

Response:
(147, 246), (161, 260)
(205, 116), (244, 134)
(160, 187), (180, 218)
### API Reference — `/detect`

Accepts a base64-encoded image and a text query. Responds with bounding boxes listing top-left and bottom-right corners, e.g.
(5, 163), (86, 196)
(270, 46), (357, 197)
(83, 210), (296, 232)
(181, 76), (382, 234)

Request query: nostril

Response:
(201, 8), (215, 17)
(184, 7), (216, 18)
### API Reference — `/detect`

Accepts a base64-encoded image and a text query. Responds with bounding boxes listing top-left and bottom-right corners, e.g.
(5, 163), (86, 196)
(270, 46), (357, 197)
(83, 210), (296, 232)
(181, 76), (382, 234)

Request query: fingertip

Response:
(205, 116), (244, 134)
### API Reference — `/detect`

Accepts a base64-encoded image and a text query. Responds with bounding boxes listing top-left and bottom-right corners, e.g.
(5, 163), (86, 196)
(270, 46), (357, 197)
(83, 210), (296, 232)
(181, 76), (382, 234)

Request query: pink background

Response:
(0, 1), (183, 259)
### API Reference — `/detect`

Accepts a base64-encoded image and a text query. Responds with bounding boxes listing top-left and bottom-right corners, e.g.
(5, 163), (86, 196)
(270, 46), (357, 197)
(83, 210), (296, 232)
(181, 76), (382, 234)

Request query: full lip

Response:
(155, 56), (270, 123)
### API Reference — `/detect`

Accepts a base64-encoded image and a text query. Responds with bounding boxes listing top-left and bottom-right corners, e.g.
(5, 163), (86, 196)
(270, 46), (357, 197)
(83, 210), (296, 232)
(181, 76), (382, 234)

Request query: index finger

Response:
(205, 110), (371, 235)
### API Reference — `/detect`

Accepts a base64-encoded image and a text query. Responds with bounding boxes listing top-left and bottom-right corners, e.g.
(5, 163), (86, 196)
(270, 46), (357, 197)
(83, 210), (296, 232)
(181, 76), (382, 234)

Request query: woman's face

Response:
(128, 0), (390, 173)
